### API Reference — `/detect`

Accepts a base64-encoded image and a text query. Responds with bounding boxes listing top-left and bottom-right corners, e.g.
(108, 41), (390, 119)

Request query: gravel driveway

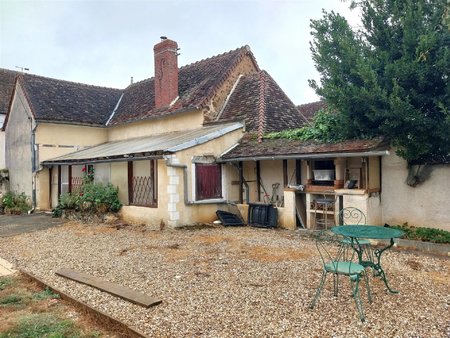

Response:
(0, 222), (449, 337)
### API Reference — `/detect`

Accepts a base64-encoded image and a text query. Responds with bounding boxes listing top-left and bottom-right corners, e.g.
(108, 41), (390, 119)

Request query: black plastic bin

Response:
(248, 203), (278, 228)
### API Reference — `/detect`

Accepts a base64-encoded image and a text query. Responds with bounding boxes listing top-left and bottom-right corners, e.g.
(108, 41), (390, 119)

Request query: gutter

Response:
(42, 154), (164, 167)
(218, 150), (390, 163)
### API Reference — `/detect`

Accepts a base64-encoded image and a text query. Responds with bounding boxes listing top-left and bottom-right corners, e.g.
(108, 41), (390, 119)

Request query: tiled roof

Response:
(108, 46), (258, 125)
(217, 71), (308, 133)
(220, 136), (389, 161)
(19, 73), (122, 126)
(297, 100), (327, 123)
(0, 68), (19, 116)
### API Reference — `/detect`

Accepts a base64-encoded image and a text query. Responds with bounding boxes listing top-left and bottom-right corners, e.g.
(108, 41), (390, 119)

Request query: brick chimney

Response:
(154, 37), (179, 108)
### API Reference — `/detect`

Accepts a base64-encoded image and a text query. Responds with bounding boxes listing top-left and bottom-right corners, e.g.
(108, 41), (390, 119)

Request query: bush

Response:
(1, 192), (30, 214)
(53, 183), (122, 217)
(58, 192), (80, 210)
(392, 224), (450, 244)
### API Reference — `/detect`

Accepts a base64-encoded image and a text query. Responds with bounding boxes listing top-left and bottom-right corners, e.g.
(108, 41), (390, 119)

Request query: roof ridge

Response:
(178, 45), (249, 71)
(124, 46), (251, 90)
(20, 72), (122, 91)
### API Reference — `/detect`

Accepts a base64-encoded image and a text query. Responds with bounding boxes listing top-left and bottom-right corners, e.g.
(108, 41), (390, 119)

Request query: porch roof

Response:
(42, 122), (243, 165)
(219, 136), (390, 162)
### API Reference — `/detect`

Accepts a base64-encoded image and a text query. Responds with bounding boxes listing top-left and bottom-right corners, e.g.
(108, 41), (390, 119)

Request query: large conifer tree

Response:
(309, 0), (450, 164)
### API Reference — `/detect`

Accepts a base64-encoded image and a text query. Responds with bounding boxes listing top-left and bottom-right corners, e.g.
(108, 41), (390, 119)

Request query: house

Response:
(3, 38), (448, 231)
(2, 38), (307, 227)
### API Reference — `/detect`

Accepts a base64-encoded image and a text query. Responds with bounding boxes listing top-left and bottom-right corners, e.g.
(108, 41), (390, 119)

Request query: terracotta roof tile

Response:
(220, 136), (389, 160)
(0, 68), (19, 116)
(19, 74), (122, 126)
(217, 71), (308, 133)
(297, 100), (327, 122)
(109, 46), (258, 125)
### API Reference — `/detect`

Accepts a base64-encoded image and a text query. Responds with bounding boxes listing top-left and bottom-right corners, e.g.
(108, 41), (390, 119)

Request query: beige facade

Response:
(107, 109), (203, 141)
(118, 129), (242, 227)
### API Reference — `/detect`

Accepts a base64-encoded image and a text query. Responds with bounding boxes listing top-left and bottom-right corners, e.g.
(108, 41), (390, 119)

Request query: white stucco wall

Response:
(381, 153), (450, 231)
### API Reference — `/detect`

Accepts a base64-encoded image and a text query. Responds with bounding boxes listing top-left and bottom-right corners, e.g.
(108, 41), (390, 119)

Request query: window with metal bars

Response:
(195, 163), (222, 200)
(128, 160), (157, 207)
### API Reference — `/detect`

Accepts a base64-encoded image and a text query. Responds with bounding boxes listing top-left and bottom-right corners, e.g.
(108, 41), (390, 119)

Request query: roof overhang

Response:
(218, 150), (390, 163)
(42, 122), (243, 166)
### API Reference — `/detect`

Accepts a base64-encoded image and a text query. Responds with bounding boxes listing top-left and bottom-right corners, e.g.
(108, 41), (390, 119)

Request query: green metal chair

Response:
(337, 207), (372, 261)
(310, 230), (372, 322)
(338, 207), (366, 225)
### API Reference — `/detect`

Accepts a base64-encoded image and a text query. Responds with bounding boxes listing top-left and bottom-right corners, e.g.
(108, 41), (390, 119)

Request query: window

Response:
(128, 160), (157, 207)
(196, 163), (222, 200)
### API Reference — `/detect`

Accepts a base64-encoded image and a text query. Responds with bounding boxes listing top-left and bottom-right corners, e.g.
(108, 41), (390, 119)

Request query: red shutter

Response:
(196, 164), (222, 200)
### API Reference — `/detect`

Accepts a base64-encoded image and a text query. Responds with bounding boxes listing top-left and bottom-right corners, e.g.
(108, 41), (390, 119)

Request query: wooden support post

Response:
(57, 165), (61, 198)
(256, 161), (261, 202)
(283, 159), (288, 187)
(127, 161), (133, 204)
(238, 161), (243, 204)
(296, 160), (301, 184)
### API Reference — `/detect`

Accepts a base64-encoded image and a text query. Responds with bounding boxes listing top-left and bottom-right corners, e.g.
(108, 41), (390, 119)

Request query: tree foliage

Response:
(266, 108), (346, 143)
(309, 0), (450, 164)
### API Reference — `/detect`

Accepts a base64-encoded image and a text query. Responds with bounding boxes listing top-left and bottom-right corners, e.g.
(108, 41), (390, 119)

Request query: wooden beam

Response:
(56, 268), (162, 308)
(127, 161), (133, 204)
(296, 160), (301, 184)
(57, 165), (61, 198)
(283, 160), (288, 187)
(68, 165), (72, 193)
(256, 161), (261, 202)
(238, 161), (243, 204)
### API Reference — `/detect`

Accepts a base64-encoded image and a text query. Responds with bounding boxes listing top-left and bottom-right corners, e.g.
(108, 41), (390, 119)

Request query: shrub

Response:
(53, 183), (122, 217)
(58, 192), (80, 210)
(2, 192), (30, 214)
(392, 224), (450, 244)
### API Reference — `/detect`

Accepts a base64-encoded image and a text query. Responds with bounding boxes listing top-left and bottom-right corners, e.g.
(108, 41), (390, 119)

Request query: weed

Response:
(0, 276), (14, 290)
(0, 294), (22, 305)
(392, 223), (450, 244)
(33, 287), (60, 301)
(0, 313), (83, 337)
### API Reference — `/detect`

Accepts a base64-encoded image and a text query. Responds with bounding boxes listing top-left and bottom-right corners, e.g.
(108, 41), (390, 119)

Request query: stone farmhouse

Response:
(1, 38), (448, 231)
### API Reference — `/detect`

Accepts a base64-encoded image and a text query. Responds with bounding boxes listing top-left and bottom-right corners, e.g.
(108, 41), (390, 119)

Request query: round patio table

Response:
(331, 225), (405, 293)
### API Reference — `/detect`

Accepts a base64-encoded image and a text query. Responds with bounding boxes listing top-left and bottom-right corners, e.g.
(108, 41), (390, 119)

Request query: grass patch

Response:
(0, 313), (97, 338)
(0, 294), (23, 305)
(0, 276), (14, 291)
(392, 224), (450, 244)
(33, 287), (60, 301)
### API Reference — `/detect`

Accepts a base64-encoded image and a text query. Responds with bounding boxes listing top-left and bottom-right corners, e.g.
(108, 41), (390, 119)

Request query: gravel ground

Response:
(0, 222), (449, 337)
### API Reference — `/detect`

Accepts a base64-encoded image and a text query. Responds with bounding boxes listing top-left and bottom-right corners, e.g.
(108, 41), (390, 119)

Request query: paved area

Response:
(0, 212), (66, 238)
(0, 212), (66, 276)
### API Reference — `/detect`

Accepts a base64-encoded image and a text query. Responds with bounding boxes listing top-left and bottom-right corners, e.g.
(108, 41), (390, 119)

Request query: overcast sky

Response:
(0, 0), (359, 104)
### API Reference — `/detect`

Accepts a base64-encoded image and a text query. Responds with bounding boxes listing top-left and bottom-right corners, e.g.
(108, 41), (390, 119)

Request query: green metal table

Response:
(331, 225), (405, 293)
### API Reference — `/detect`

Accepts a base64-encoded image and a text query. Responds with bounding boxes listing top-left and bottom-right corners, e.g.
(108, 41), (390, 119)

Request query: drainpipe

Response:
(164, 157), (194, 205)
(30, 119), (37, 212)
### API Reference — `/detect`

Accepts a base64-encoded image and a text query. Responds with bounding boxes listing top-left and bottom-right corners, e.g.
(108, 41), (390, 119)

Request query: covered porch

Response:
(219, 137), (390, 230)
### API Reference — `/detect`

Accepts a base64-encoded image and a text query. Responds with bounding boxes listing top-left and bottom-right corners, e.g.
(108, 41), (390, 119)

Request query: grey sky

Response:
(0, 0), (359, 104)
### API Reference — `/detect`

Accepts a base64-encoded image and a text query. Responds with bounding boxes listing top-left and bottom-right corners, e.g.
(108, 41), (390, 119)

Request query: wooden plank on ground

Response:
(56, 268), (162, 308)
